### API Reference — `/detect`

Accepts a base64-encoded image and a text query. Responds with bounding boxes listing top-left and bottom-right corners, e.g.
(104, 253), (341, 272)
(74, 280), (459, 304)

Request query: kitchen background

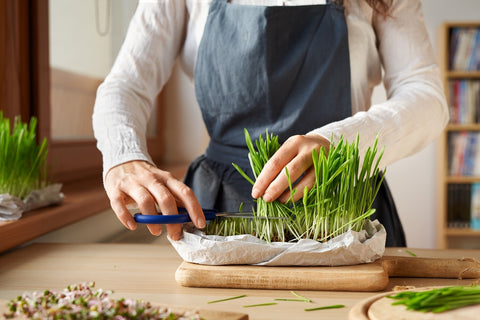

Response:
(35, 0), (480, 249)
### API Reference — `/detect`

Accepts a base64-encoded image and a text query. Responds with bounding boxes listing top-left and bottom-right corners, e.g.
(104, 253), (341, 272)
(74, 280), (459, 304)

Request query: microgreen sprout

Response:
(205, 129), (385, 243)
(4, 282), (202, 319)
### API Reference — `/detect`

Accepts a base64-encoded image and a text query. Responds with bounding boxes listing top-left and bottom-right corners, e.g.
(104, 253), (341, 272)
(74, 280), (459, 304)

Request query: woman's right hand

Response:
(104, 160), (206, 241)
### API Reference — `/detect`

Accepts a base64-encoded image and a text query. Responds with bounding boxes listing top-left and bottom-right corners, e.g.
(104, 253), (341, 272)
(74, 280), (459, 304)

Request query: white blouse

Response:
(93, 0), (449, 179)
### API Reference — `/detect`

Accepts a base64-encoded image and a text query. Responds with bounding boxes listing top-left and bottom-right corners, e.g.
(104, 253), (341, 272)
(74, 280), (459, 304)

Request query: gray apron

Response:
(185, 0), (406, 246)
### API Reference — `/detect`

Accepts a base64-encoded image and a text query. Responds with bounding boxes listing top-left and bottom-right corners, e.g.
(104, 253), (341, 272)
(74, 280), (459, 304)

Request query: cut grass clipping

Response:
(207, 295), (247, 304)
(204, 129), (385, 243)
(206, 292), (345, 312)
(388, 285), (480, 313)
(275, 291), (312, 302)
(0, 112), (48, 199)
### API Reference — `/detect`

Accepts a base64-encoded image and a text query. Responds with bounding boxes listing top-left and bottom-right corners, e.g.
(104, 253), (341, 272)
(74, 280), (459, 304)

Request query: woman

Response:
(93, 0), (448, 246)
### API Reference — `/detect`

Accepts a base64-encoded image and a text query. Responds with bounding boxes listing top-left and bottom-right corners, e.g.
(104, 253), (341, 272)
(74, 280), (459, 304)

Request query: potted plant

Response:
(0, 112), (63, 221)
(205, 129), (384, 242)
(170, 130), (386, 266)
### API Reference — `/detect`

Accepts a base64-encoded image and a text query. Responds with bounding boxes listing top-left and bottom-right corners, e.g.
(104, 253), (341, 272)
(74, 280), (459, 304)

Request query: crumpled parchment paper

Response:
(169, 219), (386, 266)
(0, 183), (64, 221)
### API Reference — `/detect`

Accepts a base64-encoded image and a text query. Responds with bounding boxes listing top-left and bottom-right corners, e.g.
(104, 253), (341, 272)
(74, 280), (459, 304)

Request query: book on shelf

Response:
(447, 79), (480, 124)
(447, 184), (471, 228)
(448, 131), (480, 176)
(447, 183), (480, 230)
(449, 27), (480, 71)
(470, 183), (480, 230)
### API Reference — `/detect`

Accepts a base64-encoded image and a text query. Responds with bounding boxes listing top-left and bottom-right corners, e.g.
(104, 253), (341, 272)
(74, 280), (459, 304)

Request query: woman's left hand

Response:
(251, 134), (330, 203)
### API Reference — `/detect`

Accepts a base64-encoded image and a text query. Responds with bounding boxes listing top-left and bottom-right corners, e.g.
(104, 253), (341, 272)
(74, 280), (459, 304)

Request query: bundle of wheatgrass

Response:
(0, 112), (48, 199)
(204, 129), (385, 243)
(388, 285), (480, 313)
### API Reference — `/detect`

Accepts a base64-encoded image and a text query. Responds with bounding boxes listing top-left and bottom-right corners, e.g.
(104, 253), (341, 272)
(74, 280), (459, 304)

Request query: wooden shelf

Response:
(446, 124), (480, 131)
(0, 162), (189, 253)
(437, 22), (480, 249)
(446, 176), (480, 183)
(446, 71), (480, 78)
(445, 228), (480, 237)
(0, 176), (109, 253)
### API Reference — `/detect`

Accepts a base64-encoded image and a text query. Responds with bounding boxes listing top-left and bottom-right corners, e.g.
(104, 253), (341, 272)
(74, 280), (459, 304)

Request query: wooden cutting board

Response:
(0, 299), (248, 320)
(175, 252), (480, 292)
(349, 287), (480, 320)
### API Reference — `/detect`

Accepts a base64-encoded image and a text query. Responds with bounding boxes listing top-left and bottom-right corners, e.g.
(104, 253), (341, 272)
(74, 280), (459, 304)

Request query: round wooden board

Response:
(349, 287), (480, 320)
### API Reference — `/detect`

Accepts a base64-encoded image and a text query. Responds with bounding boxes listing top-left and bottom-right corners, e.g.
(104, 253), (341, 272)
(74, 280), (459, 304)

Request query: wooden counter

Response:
(0, 163), (188, 253)
(0, 243), (479, 320)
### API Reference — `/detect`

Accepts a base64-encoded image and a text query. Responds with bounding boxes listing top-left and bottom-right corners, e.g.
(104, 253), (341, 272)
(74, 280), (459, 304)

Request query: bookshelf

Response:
(438, 22), (480, 249)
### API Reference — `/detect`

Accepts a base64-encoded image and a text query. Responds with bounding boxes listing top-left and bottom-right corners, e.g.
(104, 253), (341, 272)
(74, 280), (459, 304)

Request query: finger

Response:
(164, 180), (204, 241)
(146, 224), (163, 237)
(128, 184), (163, 236)
(262, 150), (313, 202)
(278, 167), (316, 203)
(252, 142), (297, 199)
(148, 177), (183, 241)
(165, 223), (184, 241)
(107, 190), (137, 231)
(141, 177), (183, 238)
(165, 177), (206, 229)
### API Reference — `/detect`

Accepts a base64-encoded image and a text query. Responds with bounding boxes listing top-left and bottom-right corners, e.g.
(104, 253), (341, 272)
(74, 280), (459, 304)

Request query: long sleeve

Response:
(93, 0), (450, 179)
(92, 1), (187, 179)
(309, 0), (449, 168)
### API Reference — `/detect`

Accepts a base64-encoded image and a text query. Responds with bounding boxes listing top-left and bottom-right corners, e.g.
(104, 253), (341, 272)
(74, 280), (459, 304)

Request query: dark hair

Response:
(335, 0), (393, 15)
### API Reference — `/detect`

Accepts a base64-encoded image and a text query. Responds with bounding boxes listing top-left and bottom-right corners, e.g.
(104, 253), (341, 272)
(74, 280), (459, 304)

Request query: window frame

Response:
(1, 0), (31, 121)
(0, 0), (168, 253)
(30, 0), (164, 183)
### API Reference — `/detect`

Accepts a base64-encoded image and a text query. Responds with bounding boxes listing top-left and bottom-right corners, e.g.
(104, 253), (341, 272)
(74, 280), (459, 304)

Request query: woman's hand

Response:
(251, 134), (330, 203)
(104, 160), (206, 240)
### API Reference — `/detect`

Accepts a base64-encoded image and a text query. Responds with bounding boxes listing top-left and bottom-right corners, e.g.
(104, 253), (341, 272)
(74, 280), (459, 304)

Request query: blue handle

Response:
(133, 207), (218, 224)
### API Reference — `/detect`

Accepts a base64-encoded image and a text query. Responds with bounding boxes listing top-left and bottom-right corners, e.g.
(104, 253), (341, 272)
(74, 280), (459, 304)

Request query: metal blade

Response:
(215, 212), (287, 220)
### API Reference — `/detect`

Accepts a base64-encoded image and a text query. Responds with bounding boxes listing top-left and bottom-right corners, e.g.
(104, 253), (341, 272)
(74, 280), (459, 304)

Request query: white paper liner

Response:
(0, 183), (64, 221)
(169, 219), (386, 266)
(0, 194), (23, 220)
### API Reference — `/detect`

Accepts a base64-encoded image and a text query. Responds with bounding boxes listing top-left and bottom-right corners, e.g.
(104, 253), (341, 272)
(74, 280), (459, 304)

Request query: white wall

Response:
(49, 0), (110, 78)
(42, 0), (480, 247)
(384, 0), (480, 249)
(49, 0), (137, 78)
(160, 0), (480, 249)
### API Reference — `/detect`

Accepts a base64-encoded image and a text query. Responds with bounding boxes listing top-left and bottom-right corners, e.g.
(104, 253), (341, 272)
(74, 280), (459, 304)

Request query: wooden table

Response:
(0, 243), (479, 320)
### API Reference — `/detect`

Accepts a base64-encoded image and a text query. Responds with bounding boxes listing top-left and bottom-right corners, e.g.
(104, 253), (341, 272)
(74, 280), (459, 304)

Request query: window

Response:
(1, 0), (164, 183)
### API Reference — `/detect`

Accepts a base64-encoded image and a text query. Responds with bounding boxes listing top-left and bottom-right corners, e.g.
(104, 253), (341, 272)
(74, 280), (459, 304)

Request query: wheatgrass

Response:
(204, 130), (385, 243)
(0, 112), (48, 199)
